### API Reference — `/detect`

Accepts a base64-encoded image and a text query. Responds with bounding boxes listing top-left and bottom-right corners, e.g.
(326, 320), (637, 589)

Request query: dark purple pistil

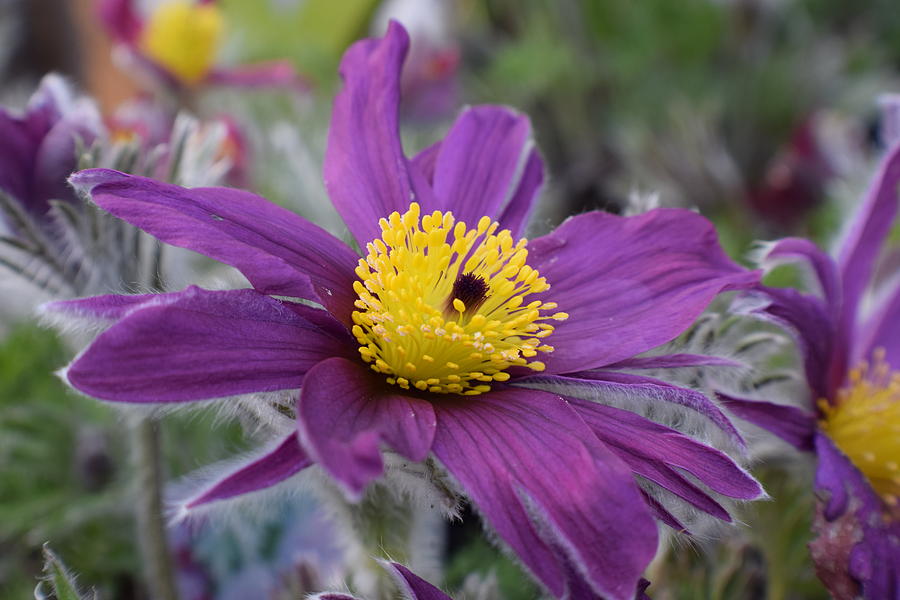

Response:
(449, 272), (489, 312)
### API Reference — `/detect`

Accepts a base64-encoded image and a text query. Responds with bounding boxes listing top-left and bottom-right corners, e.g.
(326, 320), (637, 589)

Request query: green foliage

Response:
(0, 324), (136, 598)
(220, 0), (379, 86)
(0, 324), (249, 598)
(35, 545), (94, 600)
(444, 535), (539, 600)
(650, 466), (827, 600)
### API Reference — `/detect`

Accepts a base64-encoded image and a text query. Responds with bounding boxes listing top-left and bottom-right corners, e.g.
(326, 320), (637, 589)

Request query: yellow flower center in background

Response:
(820, 349), (900, 506)
(351, 203), (567, 396)
(139, 0), (224, 84)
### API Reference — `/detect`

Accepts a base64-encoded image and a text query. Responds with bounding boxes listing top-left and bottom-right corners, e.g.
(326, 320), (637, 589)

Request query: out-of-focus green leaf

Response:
(220, 0), (378, 84)
(444, 536), (539, 600)
(36, 544), (92, 600)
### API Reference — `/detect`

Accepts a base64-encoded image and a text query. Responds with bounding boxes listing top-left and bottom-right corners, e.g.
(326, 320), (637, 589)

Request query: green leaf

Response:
(37, 544), (92, 600)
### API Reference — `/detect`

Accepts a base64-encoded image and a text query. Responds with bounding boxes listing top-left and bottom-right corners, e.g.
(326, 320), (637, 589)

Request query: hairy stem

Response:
(132, 418), (180, 600)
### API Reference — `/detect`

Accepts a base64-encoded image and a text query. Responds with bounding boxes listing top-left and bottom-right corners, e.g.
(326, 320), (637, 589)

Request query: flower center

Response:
(139, 0), (224, 84)
(820, 349), (900, 507)
(351, 202), (567, 396)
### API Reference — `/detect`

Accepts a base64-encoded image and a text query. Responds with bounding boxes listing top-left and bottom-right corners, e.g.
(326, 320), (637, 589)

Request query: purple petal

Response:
(298, 357), (436, 499)
(387, 563), (452, 600)
(67, 287), (354, 403)
(70, 169), (359, 323)
(431, 388), (658, 600)
(836, 143), (900, 343)
(604, 353), (743, 371)
(410, 141), (441, 186)
(764, 237), (841, 315)
(41, 288), (196, 332)
(879, 93), (900, 149)
(528, 209), (759, 373)
(751, 286), (836, 399)
(496, 149), (544, 238)
(31, 116), (98, 209)
(856, 279), (900, 370)
(641, 489), (690, 533)
(425, 106), (534, 234)
(522, 371), (746, 449)
(97, 0), (143, 44)
(0, 109), (34, 206)
(812, 432), (900, 598)
(184, 434), (311, 509)
(570, 397), (763, 512)
(638, 579), (653, 600)
(0, 75), (97, 215)
(814, 432), (881, 523)
(206, 61), (312, 92)
(717, 392), (817, 451)
(324, 22), (417, 247)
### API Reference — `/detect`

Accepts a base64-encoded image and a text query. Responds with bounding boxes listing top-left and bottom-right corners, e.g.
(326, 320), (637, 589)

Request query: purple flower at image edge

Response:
(49, 23), (764, 600)
(720, 131), (900, 597)
(97, 0), (309, 94)
(0, 74), (100, 219)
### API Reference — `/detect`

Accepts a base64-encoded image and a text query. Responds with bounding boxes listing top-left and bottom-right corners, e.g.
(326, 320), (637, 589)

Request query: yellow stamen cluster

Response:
(351, 203), (567, 396)
(139, 0), (224, 84)
(820, 348), (900, 507)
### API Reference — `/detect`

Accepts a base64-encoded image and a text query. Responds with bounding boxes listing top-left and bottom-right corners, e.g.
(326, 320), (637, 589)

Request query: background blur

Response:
(2, 0), (899, 598)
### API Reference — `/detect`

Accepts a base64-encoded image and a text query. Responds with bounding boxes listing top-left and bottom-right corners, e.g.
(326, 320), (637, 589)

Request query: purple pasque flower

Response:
(97, 0), (309, 94)
(52, 23), (763, 600)
(0, 74), (101, 219)
(720, 137), (900, 597)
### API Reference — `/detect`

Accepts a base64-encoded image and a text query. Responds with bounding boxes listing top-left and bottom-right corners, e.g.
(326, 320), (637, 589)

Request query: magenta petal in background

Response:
(324, 22), (417, 247)
(67, 288), (352, 403)
(70, 169), (360, 322)
(206, 60), (311, 92)
(298, 358), (436, 499)
(528, 208), (759, 373)
(431, 388), (657, 600)
(185, 434), (311, 509)
(97, 0), (142, 44)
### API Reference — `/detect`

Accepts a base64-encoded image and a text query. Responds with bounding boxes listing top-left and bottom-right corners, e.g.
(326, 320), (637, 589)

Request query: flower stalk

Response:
(132, 417), (180, 600)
